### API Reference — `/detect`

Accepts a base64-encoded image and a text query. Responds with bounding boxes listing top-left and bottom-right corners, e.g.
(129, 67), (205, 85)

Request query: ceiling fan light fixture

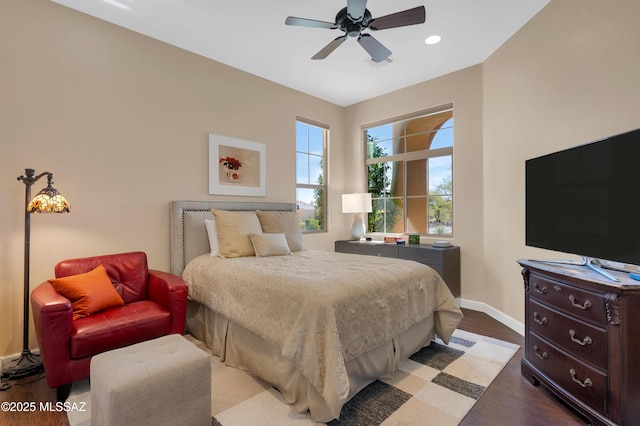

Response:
(425, 35), (442, 45)
(347, 24), (361, 37)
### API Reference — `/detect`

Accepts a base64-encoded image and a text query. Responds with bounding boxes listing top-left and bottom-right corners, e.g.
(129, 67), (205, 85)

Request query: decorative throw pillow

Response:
(210, 209), (263, 257)
(249, 233), (292, 257)
(48, 264), (124, 321)
(256, 210), (305, 252)
(205, 218), (220, 257)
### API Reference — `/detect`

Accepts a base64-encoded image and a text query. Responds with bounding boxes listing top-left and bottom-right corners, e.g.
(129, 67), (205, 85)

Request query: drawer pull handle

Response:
(569, 329), (593, 346)
(569, 369), (593, 388)
(569, 295), (592, 310)
(533, 283), (548, 295)
(533, 345), (548, 360)
(533, 312), (548, 325)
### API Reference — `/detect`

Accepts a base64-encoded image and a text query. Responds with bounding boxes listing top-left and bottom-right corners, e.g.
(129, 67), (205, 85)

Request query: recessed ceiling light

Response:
(425, 35), (442, 45)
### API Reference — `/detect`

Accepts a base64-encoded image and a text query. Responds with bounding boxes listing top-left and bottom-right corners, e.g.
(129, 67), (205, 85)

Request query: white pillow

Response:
(204, 218), (220, 257)
(249, 233), (291, 257)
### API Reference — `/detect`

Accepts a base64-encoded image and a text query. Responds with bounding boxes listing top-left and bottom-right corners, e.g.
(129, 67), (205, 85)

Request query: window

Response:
(296, 119), (328, 233)
(365, 107), (454, 236)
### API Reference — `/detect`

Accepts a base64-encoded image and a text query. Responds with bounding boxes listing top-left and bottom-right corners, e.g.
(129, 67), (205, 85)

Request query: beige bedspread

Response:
(183, 250), (462, 417)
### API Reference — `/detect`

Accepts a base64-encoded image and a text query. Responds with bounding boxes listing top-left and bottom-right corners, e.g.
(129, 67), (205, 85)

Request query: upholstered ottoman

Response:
(90, 334), (211, 426)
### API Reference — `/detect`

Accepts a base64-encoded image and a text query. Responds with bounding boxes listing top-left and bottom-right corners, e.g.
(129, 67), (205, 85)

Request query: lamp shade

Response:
(27, 184), (70, 213)
(342, 193), (372, 213)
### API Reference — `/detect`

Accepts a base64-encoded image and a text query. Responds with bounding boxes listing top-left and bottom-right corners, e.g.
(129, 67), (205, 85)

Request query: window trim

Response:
(362, 105), (454, 237)
(296, 117), (329, 234)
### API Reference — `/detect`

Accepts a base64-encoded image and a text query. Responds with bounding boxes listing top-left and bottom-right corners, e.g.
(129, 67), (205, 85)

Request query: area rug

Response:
(67, 329), (519, 426)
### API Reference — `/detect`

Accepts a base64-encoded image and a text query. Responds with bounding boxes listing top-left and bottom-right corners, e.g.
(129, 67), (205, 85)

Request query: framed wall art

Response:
(209, 133), (267, 196)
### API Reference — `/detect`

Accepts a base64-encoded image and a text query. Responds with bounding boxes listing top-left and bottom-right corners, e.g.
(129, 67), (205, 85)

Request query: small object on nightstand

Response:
(433, 240), (452, 248)
(397, 240), (405, 245)
(408, 234), (420, 244)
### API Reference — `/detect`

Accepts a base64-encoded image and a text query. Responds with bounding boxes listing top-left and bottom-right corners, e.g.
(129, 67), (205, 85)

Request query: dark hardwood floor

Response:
(1, 308), (587, 425)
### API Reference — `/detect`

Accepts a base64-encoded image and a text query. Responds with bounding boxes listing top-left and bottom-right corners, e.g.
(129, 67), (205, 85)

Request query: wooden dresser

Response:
(518, 260), (640, 426)
(335, 240), (460, 297)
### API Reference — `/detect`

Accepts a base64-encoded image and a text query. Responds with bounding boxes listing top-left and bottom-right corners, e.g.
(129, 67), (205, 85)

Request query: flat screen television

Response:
(525, 128), (640, 279)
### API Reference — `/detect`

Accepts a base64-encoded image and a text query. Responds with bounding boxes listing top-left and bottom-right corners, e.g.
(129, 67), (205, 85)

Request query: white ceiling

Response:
(51, 0), (549, 107)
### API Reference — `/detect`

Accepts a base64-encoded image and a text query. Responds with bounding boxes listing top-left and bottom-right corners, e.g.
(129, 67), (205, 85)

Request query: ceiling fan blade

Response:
(311, 36), (347, 60)
(357, 34), (392, 63)
(347, 0), (367, 21)
(285, 16), (337, 29)
(369, 6), (426, 30)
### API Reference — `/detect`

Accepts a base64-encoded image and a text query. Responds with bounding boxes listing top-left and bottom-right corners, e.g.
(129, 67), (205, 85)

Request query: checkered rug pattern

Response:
(67, 329), (519, 426)
(209, 328), (518, 426)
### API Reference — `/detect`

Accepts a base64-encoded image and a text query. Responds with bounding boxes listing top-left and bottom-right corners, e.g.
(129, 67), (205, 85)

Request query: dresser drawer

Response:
(528, 332), (608, 415)
(400, 246), (443, 265)
(528, 273), (606, 325)
(338, 242), (398, 258)
(528, 298), (607, 367)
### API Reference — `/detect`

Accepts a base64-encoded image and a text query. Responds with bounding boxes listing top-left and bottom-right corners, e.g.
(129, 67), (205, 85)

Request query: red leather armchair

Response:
(30, 251), (188, 400)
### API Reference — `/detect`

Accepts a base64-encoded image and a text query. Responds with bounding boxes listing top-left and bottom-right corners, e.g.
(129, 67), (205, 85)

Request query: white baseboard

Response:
(457, 298), (525, 336)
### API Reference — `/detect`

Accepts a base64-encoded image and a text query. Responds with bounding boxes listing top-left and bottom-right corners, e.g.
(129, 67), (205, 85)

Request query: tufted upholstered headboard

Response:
(169, 200), (297, 277)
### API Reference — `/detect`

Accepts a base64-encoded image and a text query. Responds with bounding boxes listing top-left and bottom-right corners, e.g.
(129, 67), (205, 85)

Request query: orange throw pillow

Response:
(48, 264), (124, 320)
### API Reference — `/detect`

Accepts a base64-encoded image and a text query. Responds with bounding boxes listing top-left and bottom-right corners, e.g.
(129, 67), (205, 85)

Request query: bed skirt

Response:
(186, 299), (436, 422)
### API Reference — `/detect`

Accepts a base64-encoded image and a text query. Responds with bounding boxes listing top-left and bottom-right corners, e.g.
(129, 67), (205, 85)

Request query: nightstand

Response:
(334, 240), (460, 297)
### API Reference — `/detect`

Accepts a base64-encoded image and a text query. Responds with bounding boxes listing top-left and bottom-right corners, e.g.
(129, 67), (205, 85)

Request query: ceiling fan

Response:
(285, 0), (426, 63)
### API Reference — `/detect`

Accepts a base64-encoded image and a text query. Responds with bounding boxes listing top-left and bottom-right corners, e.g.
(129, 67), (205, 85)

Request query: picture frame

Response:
(209, 133), (267, 196)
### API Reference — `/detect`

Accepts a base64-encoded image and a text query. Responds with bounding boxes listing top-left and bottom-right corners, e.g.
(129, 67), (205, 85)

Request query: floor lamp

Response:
(1, 169), (70, 381)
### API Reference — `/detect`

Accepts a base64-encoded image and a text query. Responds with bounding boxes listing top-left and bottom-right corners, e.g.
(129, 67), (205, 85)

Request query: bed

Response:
(170, 200), (463, 422)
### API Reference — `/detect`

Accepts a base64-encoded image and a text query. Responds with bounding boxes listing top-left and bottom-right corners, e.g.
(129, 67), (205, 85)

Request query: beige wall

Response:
(2, 0), (639, 358)
(481, 0), (640, 323)
(0, 0), (345, 356)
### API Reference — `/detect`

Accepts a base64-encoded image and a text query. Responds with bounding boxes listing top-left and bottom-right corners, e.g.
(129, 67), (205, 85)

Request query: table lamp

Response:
(342, 192), (372, 240)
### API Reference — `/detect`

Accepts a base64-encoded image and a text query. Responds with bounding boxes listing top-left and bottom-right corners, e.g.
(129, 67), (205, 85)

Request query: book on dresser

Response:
(518, 259), (640, 426)
(334, 240), (460, 298)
